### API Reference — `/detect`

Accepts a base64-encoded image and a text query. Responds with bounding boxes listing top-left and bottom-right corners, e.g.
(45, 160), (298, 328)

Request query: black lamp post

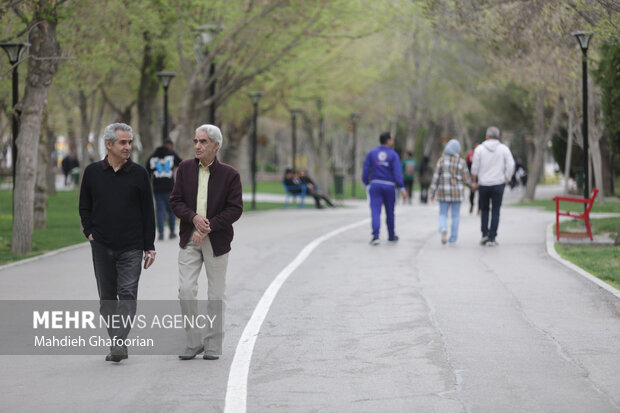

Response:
(156, 71), (175, 143)
(248, 91), (263, 210)
(350, 113), (361, 198)
(290, 108), (303, 171)
(194, 23), (221, 124)
(572, 30), (593, 200)
(0, 42), (30, 189)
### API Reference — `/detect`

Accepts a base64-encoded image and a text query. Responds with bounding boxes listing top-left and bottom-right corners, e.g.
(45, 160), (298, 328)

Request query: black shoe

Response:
(106, 345), (128, 362)
(179, 345), (204, 360)
(370, 237), (380, 246)
(169, 233), (177, 240)
(203, 353), (220, 360)
(388, 235), (399, 243)
(158, 233), (164, 241)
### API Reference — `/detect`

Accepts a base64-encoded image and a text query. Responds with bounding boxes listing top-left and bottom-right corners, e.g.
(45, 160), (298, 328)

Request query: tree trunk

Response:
(34, 130), (47, 229)
(137, 31), (166, 163)
(615, 224), (620, 245)
(588, 81), (604, 202)
(12, 3), (61, 254)
(563, 100), (574, 194)
(78, 90), (90, 187)
(45, 120), (56, 196)
(523, 92), (563, 201)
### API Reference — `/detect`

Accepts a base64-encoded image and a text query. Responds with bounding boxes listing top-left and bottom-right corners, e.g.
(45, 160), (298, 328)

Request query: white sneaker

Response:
(441, 230), (448, 245)
(486, 240), (498, 247)
(480, 236), (488, 245)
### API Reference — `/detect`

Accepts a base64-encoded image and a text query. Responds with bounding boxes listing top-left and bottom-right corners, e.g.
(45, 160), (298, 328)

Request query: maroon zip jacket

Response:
(169, 157), (243, 256)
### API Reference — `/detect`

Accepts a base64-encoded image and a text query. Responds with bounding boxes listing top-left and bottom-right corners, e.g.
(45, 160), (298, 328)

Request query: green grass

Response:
(0, 190), (84, 265)
(250, 179), (372, 200)
(554, 217), (620, 291)
(0, 188), (290, 266)
(555, 243), (620, 290)
(559, 217), (620, 239)
(518, 198), (620, 213)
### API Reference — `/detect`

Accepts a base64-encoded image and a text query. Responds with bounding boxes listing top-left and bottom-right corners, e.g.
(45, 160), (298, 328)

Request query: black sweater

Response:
(79, 157), (156, 252)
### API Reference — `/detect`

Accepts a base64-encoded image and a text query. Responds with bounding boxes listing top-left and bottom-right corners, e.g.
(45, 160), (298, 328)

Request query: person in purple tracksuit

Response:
(362, 132), (407, 245)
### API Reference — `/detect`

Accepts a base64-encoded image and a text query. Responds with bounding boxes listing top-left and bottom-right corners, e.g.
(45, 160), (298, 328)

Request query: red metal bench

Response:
(552, 188), (599, 241)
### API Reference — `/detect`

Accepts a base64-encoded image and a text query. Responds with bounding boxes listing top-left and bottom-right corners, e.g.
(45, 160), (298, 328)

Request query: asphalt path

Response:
(1, 187), (619, 412)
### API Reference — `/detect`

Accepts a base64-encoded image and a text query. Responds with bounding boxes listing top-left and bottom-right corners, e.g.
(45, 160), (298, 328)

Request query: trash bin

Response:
(575, 172), (584, 192)
(334, 174), (344, 197)
(71, 167), (80, 186)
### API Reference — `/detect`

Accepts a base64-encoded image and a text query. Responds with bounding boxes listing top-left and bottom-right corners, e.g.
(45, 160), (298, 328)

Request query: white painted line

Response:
(545, 223), (620, 300)
(224, 218), (369, 413)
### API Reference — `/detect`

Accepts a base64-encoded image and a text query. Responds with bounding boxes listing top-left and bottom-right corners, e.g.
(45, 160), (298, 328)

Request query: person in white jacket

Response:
(471, 126), (515, 246)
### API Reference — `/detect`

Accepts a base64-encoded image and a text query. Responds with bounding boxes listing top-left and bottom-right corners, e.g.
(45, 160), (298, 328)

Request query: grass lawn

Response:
(552, 215), (620, 291)
(251, 179), (376, 200)
(555, 243), (620, 290)
(518, 198), (620, 213)
(0, 190), (84, 265)
(0, 189), (283, 266)
(518, 197), (620, 291)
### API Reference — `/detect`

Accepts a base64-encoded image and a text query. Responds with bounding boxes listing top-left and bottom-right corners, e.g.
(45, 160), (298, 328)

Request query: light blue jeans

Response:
(439, 202), (461, 243)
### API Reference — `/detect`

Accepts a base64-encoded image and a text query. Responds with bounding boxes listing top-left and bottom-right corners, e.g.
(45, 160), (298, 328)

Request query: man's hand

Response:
(430, 195), (435, 202)
(400, 189), (407, 200)
(88, 234), (94, 241)
(143, 250), (156, 270)
(192, 230), (208, 244)
(192, 214), (211, 234)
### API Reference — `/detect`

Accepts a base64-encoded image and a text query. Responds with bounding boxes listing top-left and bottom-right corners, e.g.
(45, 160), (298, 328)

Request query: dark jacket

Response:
(169, 157), (243, 256)
(79, 157), (156, 252)
(146, 146), (182, 193)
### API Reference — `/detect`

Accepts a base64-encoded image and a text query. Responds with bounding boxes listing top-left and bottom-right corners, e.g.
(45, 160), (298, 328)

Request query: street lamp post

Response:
(156, 71), (175, 143)
(290, 108), (303, 171)
(350, 113), (361, 198)
(194, 23), (221, 124)
(0, 42), (30, 189)
(248, 92), (263, 210)
(572, 31), (593, 201)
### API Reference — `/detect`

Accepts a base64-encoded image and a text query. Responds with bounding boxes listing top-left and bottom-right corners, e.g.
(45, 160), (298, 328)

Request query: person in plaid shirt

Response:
(430, 139), (473, 245)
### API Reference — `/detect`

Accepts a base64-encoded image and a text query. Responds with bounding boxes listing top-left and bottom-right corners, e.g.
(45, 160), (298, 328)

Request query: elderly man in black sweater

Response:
(79, 122), (156, 363)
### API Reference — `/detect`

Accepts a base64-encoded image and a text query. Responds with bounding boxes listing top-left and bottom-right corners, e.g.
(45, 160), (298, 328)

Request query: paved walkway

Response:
(0, 185), (619, 412)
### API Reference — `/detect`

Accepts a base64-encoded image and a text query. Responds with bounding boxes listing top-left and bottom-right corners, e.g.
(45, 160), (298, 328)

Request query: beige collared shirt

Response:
(196, 160), (212, 217)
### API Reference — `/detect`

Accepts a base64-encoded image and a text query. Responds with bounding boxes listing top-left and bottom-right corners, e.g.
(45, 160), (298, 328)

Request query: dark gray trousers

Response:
(90, 240), (142, 343)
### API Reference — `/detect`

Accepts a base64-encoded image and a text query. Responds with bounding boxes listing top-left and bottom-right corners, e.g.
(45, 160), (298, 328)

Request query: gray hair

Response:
(195, 124), (223, 152)
(103, 123), (133, 144)
(486, 126), (501, 139)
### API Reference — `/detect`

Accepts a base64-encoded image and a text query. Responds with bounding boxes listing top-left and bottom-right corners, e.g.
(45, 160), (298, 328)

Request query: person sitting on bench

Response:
(283, 168), (332, 209)
(298, 169), (334, 209)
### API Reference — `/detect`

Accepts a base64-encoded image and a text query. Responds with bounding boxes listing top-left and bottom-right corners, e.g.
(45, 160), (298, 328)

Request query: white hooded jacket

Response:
(471, 139), (515, 186)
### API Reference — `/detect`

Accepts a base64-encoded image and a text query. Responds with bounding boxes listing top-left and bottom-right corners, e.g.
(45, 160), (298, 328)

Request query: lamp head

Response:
(0, 42), (31, 64)
(248, 91), (263, 105)
(156, 71), (176, 88)
(571, 31), (593, 54)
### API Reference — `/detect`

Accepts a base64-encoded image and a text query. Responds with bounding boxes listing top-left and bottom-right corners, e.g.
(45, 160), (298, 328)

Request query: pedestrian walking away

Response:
(466, 142), (479, 214)
(470, 126), (515, 246)
(362, 131), (407, 245)
(418, 155), (433, 204)
(401, 151), (417, 204)
(78, 122), (156, 363)
(146, 139), (182, 241)
(170, 124), (243, 361)
(430, 139), (473, 245)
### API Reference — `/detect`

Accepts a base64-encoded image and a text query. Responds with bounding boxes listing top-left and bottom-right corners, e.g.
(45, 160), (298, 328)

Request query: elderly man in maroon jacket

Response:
(170, 124), (243, 360)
